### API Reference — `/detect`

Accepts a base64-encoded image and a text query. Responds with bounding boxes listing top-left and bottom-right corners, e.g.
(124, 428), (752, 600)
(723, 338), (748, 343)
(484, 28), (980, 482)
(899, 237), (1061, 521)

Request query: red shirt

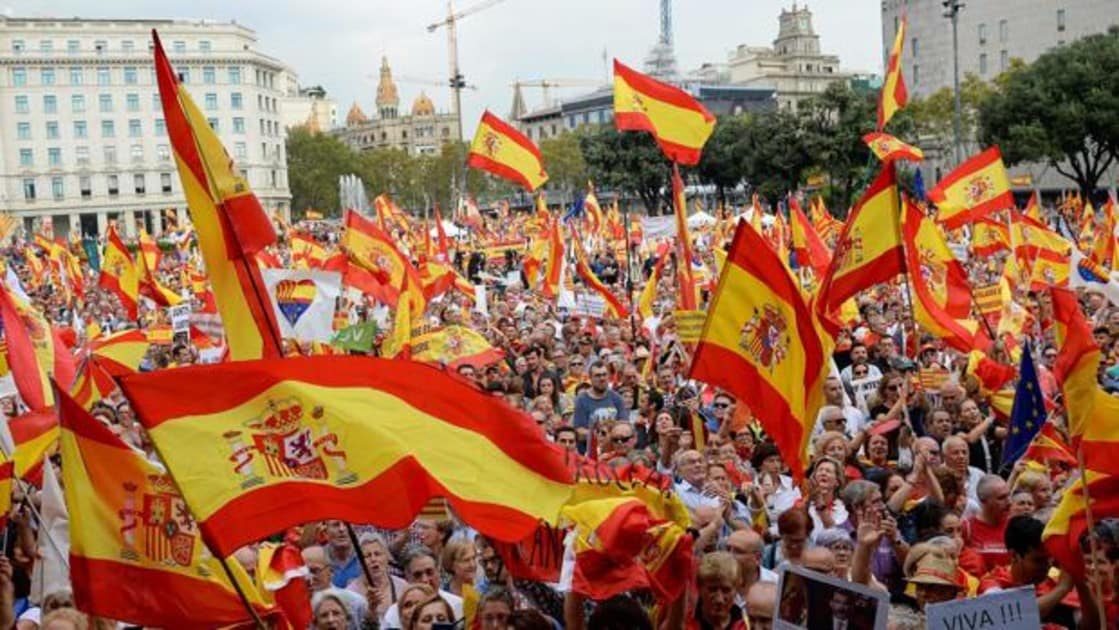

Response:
(978, 565), (1078, 630)
(963, 514), (1010, 573)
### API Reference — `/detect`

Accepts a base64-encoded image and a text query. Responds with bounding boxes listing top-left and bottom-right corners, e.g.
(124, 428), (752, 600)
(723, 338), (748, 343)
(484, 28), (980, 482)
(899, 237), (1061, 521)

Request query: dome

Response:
(345, 102), (368, 127)
(411, 91), (435, 117)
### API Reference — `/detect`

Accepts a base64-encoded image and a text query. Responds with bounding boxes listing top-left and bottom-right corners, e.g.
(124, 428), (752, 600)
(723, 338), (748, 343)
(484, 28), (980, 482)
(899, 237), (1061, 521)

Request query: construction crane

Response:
(510, 78), (603, 108)
(426, 0), (507, 142)
(365, 73), (478, 91)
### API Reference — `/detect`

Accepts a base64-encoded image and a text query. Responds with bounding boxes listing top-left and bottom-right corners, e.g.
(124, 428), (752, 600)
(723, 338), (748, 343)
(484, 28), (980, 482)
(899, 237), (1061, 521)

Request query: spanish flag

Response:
(877, 16), (908, 130)
(467, 111), (548, 191)
(929, 147), (1015, 228)
(119, 357), (576, 556)
(153, 31), (283, 360)
(789, 198), (831, 279)
(863, 132), (923, 163)
(89, 329), (150, 375)
(9, 407), (60, 482)
(541, 216), (564, 300)
(637, 247), (671, 320)
(903, 198), (985, 353)
(0, 283), (76, 410)
(689, 221), (832, 480)
(137, 230), (183, 307)
(290, 232), (327, 270)
(1024, 421), (1077, 468)
(70, 356), (118, 411)
(343, 209), (419, 307)
(970, 217), (1010, 258)
(571, 226), (629, 319)
(98, 225), (139, 320)
(817, 166), (904, 315)
(583, 182), (604, 236)
(613, 59), (714, 165)
(672, 165), (698, 309)
(1043, 471), (1119, 579)
(1010, 211), (1071, 289)
(1051, 287), (1119, 475)
(58, 388), (277, 627)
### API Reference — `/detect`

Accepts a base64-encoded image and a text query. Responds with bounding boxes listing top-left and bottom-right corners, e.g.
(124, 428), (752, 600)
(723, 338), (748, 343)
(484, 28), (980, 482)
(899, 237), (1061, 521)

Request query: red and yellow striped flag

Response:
(58, 388), (277, 627)
(672, 165), (698, 309)
(877, 16), (908, 130)
(0, 283), (76, 411)
(119, 357), (576, 557)
(137, 230), (182, 307)
(343, 210), (424, 314)
(541, 215), (564, 300)
(1023, 421), (1076, 467)
(689, 221), (832, 480)
(789, 198), (831, 279)
(153, 30), (283, 360)
(9, 407), (59, 482)
(467, 111), (548, 191)
(98, 225), (140, 320)
(929, 147), (1015, 228)
(1010, 211), (1071, 290)
(613, 59), (714, 165)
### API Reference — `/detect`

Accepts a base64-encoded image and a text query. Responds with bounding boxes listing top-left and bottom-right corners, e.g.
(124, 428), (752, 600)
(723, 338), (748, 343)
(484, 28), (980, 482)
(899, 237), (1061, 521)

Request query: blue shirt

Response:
(330, 550), (362, 588)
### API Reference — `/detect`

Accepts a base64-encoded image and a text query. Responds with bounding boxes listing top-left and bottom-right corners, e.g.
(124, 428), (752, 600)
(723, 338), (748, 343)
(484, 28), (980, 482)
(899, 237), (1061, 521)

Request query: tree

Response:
(539, 133), (587, 201)
(798, 82), (880, 208)
(697, 115), (752, 204)
(285, 127), (357, 216)
(579, 126), (673, 214)
(979, 28), (1119, 195)
(906, 73), (995, 160)
(739, 109), (811, 203)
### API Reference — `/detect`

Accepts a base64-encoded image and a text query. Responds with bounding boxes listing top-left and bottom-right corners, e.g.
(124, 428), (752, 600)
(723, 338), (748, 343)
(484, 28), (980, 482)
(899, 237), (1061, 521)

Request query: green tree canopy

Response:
(579, 125), (673, 214)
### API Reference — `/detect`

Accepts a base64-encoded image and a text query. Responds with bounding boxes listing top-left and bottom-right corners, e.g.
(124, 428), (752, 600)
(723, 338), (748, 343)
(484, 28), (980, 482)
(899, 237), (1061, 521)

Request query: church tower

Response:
(375, 56), (400, 120)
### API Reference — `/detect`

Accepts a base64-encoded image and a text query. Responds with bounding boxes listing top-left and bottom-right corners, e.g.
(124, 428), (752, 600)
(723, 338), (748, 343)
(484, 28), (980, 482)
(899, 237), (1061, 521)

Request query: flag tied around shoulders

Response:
(153, 30), (283, 360)
(467, 110), (548, 191)
(613, 59), (714, 165)
(119, 356), (576, 557)
(929, 147), (1014, 229)
(688, 221), (832, 481)
(1001, 342), (1047, 467)
(97, 224), (140, 320)
(877, 15), (908, 130)
(57, 388), (277, 627)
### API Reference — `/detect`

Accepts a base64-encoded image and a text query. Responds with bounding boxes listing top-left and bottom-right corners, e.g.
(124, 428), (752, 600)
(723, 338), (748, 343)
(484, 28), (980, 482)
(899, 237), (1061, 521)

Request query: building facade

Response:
(280, 72), (337, 133)
(332, 57), (460, 156)
(0, 17), (293, 237)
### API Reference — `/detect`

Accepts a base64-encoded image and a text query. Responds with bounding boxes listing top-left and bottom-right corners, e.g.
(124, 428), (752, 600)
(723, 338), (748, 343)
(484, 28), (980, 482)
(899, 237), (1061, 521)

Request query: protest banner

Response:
(261, 269), (342, 343)
(926, 586), (1039, 630)
(775, 564), (887, 630)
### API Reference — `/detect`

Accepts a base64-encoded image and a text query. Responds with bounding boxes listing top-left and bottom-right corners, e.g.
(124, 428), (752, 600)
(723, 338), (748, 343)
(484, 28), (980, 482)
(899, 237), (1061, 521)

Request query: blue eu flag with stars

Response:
(1002, 341), (1046, 466)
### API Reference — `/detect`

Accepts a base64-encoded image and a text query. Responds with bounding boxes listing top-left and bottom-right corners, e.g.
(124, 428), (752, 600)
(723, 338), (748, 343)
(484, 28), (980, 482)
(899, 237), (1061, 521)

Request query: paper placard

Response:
(926, 586), (1039, 630)
(169, 304), (191, 334)
(775, 564), (888, 630)
(673, 310), (706, 343)
(573, 292), (606, 319)
(974, 283), (1002, 315)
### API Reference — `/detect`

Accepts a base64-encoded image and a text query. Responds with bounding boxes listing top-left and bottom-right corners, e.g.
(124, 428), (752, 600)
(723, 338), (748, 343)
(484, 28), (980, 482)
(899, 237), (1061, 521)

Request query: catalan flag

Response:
(58, 388), (276, 627)
(153, 30), (283, 360)
(863, 132), (923, 163)
(929, 147), (1015, 228)
(119, 357), (576, 557)
(1043, 471), (1119, 579)
(613, 59), (714, 165)
(467, 110), (548, 191)
(688, 221), (832, 480)
(98, 225), (140, 320)
(877, 16), (908, 130)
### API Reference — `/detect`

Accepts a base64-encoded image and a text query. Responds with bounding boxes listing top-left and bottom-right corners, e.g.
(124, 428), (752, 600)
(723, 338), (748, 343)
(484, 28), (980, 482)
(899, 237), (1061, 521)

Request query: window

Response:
(19, 149), (32, 167)
(94, 39), (107, 54)
(199, 40), (212, 53)
(234, 141), (247, 159)
(979, 52), (988, 75)
(978, 23), (988, 45)
(14, 95), (28, 114)
(173, 41), (186, 54)
(203, 66), (215, 84)
(76, 146), (89, 165)
(155, 119), (166, 136)
(157, 144), (170, 161)
(161, 172), (173, 193)
(126, 93), (140, 112)
(257, 94), (263, 110)
(11, 40), (23, 54)
(39, 40), (52, 53)
(71, 94), (85, 113)
(45, 121), (58, 139)
(69, 67), (82, 85)
(40, 67), (55, 85)
(67, 40), (79, 54)
(229, 66), (241, 84)
(259, 119), (265, 134)
(261, 142), (268, 159)
(12, 68), (26, 86)
(129, 119), (141, 137)
(233, 117), (245, 134)
(43, 95), (57, 114)
(22, 178), (36, 200)
(122, 40), (135, 53)
(73, 121), (87, 138)
(271, 170), (277, 187)
(913, 64), (920, 85)
(51, 177), (63, 200)
(178, 68), (190, 84)
(17, 122), (30, 140)
(130, 144), (143, 161)
(208, 117), (219, 132)
(80, 175), (91, 199)
(101, 120), (115, 138)
(231, 92), (243, 109)
(999, 19), (1008, 43)
(152, 93), (161, 110)
(123, 67), (138, 84)
(104, 145), (116, 164)
(107, 175), (119, 196)
(1000, 50), (1009, 71)
(205, 93), (218, 110)
(48, 148), (61, 167)
(134, 173), (146, 194)
(99, 94), (112, 112)
(1057, 9), (1066, 31)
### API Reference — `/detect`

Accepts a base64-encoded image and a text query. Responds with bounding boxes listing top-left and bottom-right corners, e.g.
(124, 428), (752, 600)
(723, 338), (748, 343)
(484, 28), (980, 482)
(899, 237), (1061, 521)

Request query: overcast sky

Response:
(8, 1), (885, 134)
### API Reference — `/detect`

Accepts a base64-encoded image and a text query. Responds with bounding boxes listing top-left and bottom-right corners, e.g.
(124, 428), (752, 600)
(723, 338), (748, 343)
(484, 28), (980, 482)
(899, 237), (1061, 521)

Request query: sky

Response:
(7, 0), (885, 135)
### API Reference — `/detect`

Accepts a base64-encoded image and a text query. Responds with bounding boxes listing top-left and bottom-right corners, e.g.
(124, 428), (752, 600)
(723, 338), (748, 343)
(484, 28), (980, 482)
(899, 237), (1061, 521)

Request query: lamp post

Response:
(942, 0), (965, 165)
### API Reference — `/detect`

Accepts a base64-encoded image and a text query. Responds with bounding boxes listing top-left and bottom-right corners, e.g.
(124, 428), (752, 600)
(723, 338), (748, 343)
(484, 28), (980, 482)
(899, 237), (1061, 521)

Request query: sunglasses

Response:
(713, 403), (730, 409)
(612, 435), (634, 444)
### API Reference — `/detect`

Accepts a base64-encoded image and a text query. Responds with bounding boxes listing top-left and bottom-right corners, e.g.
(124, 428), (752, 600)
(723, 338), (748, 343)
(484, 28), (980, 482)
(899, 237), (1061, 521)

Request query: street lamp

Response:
(942, 0), (965, 166)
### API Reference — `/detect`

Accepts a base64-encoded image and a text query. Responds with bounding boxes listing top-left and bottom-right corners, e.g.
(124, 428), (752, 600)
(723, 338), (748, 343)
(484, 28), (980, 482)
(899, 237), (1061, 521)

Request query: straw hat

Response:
(905, 548), (962, 588)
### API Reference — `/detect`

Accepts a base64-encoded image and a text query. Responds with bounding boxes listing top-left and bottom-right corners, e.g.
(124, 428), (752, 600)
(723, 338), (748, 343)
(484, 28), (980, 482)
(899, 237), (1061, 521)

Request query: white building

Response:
(0, 16), (293, 238)
(280, 70), (337, 133)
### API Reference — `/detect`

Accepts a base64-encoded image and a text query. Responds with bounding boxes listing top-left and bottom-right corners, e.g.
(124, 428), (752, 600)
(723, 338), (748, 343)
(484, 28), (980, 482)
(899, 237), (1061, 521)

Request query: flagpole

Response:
(216, 556), (269, 629)
(892, 162), (921, 363)
(345, 522), (379, 592)
(622, 204), (639, 342)
(1074, 443), (1108, 624)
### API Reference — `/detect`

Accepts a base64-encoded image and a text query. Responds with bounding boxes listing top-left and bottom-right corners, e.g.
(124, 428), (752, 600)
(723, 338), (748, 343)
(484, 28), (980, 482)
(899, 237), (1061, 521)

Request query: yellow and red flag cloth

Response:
(256, 535), (312, 630)
(672, 165), (698, 309)
(689, 221), (832, 481)
(809, 196), (843, 245)
(583, 183), (604, 236)
(1043, 471), (1119, 579)
(0, 456), (11, 530)
(0, 284), (76, 410)
(98, 225), (140, 320)
(1024, 191), (1043, 222)
(613, 59), (715, 165)
(817, 166), (904, 315)
(637, 247), (671, 320)
(571, 227), (629, 319)
(136, 230), (182, 308)
(467, 110), (548, 191)
(9, 407), (60, 482)
(382, 282), (415, 359)
(1051, 287), (1119, 475)
(410, 325), (504, 369)
(1089, 196), (1118, 268)
(902, 198), (986, 353)
(342, 210), (422, 310)
(119, 357), (576, 556)
(541, 217), (565, 300)
(970, 217), (1010, 258)
(290, 232), (327, 270)
(929, 147), (1015, 228)
(1010, 211), (1071, 289)
(789, 198), (831, 279)
(1023, 421), (1076, 467)
(863, 132), (923, 163)
(58, 388), (277, 627)
(153, 30), (283, 361)
(70, 356), (119, 411)
(877, 16), (908, 130)
(88, 329), (149, 375)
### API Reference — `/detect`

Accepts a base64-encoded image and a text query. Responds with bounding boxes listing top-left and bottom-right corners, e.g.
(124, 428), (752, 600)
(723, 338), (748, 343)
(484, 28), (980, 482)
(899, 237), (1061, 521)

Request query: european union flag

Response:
(562, 197), (585, 223)
(913, 169), (926, 202)
(1002, 341), (1046, 466)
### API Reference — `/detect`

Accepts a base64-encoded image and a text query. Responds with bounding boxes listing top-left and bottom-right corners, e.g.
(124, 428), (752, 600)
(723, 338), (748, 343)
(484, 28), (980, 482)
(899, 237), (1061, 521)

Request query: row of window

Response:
(12, 38), (211, 55)
(13, 93), (274, 123)
(22, 172), (175, 201)
(14, 138), (276, 167)
(11, 65), (245, 87)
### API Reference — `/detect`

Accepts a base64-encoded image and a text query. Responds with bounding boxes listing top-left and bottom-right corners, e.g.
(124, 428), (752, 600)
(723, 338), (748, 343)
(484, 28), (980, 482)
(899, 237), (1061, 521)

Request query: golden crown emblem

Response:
(248, 397), (305, 434)
(147, 474), (177, 495)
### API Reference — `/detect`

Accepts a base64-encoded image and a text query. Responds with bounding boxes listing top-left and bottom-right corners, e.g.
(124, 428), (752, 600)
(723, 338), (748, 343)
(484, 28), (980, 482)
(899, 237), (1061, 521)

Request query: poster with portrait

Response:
(775, 565), (888, 630)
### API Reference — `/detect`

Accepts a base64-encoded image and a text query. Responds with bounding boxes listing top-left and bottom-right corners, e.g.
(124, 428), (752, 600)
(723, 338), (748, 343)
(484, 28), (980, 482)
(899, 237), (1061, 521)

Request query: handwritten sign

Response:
(573, 292), (606, 319)
(169, 303), (191, 334)
(926, 586), (1039, 630)
(673, 310), (706, 343)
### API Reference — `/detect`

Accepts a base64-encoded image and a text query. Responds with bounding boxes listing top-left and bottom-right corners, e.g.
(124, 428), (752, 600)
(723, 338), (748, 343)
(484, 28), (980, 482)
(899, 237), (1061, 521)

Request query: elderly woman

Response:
(346, 533), (407, 622)
(312, 588), (364, 630)
(406, 596), (454, 630)
(772, 457), (848, 537)
(692, 551), (748, 629)
(814, 430), (862, 481)
(390, 584), (436, 630)
(440, 539), (479, 627)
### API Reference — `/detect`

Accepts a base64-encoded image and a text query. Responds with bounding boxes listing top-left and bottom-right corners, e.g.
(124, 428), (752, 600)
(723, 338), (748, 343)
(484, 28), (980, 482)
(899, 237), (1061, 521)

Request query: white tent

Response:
(687, 210), (717, 229)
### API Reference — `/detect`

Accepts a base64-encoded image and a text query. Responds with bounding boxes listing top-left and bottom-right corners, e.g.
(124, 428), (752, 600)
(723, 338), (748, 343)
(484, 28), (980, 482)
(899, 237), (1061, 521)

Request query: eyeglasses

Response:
(713, 402), (730, 409)
(612, 435), (634, 443)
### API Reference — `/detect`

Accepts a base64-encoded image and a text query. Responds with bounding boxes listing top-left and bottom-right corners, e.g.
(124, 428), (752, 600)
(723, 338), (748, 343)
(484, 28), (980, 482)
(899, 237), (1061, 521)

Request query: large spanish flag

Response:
(929, 147), (1014, 228)
(1043, 471), (1119, 579)
(58, 389), (276, 627)
(0, 283), (76, 410)
(120, 357), (575, 556)
(688, 221), (831, 480)
(467, 111), (548, 191)
(153, 31), (283, 360)
(817, 166), (905, 315)
(877, 16), (908, 130)
(613, 59), (714, 165)
(98, 225), (139, 321)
